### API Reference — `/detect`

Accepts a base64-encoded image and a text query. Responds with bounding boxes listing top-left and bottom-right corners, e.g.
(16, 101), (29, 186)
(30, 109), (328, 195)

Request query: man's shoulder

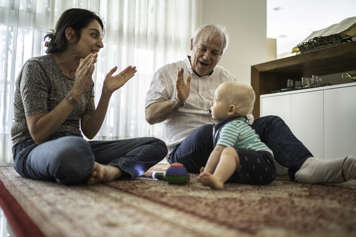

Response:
(213, 65), (236, 80)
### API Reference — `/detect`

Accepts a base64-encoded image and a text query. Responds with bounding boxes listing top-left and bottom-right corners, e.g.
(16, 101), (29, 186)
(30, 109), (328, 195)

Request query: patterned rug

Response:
(1, 164), (356, 237)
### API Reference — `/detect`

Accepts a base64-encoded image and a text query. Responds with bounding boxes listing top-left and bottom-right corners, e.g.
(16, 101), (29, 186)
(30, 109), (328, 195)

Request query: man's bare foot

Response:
(88, 162), (122, 185)
(198, 172), (224, 190)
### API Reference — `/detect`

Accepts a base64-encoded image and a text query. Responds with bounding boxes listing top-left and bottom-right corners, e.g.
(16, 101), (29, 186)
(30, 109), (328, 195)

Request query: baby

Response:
(198, 81), (276, 189)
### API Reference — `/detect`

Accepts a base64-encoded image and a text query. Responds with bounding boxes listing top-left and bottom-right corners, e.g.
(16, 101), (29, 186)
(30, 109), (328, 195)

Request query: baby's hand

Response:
(199, 166), (205, 174)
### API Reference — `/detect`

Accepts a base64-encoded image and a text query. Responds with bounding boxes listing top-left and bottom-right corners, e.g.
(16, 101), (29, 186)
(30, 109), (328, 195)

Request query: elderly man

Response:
(145, 24), (356, 184)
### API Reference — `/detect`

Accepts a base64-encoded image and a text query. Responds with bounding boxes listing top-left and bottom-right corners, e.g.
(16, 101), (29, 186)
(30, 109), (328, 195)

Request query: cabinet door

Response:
(261, 91), (324, 158)
(260, 94), (292, 127)
(324, 86), (356, 159)
(290, 91), (324, 158)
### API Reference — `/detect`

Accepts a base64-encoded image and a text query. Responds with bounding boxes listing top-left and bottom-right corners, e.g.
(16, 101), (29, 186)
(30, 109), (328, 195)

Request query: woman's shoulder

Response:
(19, 55), (56, 82)
(25, 55), (53, 66)
(22, 55), (55, 74)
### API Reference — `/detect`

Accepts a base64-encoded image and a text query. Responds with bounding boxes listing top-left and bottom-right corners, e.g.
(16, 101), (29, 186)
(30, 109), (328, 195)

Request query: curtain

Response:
(0, 0), (200, 163)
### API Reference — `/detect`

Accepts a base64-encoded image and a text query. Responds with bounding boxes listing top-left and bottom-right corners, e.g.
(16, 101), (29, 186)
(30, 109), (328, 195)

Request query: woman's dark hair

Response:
(44, 8), (104, 54)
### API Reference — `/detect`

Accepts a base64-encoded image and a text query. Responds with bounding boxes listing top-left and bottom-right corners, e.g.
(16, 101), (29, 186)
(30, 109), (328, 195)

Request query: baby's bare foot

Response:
(88, 162), (122, 184)
(198, 172), (224, 190)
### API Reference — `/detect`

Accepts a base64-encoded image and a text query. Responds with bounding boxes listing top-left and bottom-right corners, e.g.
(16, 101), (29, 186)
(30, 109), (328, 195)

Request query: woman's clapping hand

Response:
(103, 65), (137, 95)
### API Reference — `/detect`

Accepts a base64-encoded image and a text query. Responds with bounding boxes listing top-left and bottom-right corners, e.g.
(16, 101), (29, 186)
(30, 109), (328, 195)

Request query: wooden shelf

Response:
(251, 41), (356, 118)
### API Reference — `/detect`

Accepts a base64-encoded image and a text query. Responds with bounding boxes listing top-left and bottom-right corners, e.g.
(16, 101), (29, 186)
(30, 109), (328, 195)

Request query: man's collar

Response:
(184, 56), (214, 77)
(184, 56), (194, 74)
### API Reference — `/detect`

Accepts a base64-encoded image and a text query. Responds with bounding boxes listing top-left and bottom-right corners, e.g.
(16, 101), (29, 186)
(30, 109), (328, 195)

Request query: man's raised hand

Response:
(176, 68), (191, 104)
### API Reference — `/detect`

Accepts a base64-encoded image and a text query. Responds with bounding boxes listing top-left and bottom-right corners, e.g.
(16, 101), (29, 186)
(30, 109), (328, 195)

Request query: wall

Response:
(267, 38), (277, 60)
(197, 0), (267, 84)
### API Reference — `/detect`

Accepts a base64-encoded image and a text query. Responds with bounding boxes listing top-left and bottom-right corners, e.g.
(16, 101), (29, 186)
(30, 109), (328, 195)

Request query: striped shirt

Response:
(217, 117), (273, 155)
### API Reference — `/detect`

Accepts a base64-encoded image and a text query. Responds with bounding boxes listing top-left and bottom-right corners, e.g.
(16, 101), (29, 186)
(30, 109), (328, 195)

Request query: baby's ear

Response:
(232, 104), (247, 116)
(228, 104), (238, 115)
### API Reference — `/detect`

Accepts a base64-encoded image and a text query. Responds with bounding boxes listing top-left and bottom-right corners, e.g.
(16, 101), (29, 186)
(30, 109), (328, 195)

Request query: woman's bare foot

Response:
(88, 162), (122, 184)
(198, 172), (224, 190)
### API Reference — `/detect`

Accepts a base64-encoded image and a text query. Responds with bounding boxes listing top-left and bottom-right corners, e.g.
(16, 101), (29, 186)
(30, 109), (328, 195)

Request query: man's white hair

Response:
(191, 24), (229, 54)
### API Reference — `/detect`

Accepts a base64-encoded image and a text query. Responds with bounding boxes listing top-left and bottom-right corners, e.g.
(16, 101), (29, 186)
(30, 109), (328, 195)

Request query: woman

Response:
(11, 8), (167, 185)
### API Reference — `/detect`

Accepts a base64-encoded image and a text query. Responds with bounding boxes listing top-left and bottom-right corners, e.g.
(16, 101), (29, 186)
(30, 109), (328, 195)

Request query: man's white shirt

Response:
(145, 56), (236, 153)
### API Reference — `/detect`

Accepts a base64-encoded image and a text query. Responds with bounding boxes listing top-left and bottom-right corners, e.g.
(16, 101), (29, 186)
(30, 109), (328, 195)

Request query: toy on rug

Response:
(152, 162), (190, 185)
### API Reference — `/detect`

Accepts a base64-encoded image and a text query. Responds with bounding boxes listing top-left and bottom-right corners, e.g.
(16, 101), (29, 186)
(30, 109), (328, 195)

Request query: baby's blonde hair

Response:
(218, 81), (255, 116)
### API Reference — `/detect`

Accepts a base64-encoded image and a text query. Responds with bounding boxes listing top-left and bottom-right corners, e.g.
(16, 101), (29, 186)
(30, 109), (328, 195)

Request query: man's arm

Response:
(145, 99), (184, 124)
(145, 68), (191, 124)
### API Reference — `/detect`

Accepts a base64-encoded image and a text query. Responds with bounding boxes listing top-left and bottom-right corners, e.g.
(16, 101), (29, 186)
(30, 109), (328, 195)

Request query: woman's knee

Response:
(149, 137), (168, 158)
(52, 137), (94, 185)
(54, 137), (92, 158)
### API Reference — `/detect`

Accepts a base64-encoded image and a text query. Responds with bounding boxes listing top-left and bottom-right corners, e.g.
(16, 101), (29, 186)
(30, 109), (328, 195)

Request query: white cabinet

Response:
(260, 94), (291, 126)
(324, 86), (356, 159)
(260, 83), (356, 160)
(290, 91), (324, 158)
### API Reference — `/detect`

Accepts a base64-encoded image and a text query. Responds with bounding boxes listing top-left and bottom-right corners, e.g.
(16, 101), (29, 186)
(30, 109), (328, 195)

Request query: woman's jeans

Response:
(169, 115), (313, 180)
(13, 135), (167, 185)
